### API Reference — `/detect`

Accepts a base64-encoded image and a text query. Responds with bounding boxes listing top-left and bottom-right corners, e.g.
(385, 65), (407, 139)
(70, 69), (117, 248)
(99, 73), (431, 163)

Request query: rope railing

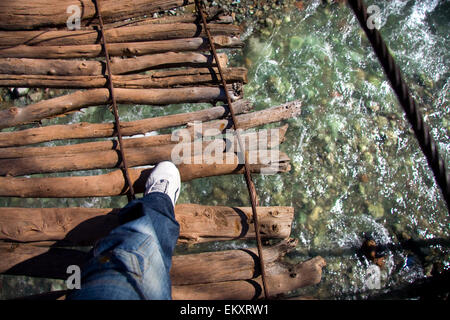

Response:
(194, 0), (270, 299)
(93, 0), (136, 202)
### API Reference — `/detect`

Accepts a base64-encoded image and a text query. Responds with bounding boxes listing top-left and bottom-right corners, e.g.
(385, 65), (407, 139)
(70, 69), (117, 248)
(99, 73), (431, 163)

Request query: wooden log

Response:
(0, 123), (287, 159)
(0, 206), (294, 246)
(0, 36), (243, 59)
(0, 0), (194, 30)
(0, 239), (302, 285)
(0, 86), (242, 130)
(0, 240), (297, 283)
(172, 256), (327, 300)
(0, 23), (241, 47)
(0, 52), (230, 76)
(0, 242), (88, 279)
(9, 255), (325, 300)
(0, 99), (252, 148)
(0, 99), (300, 148)
(7, 255), (326, 300)
(0, 67), (248, 89)
(170, 239), (298, 285)
(0, 129), (287, 176)
(104, 12), (234, 29)
(176, 100), (302, 138)
(176, 203), (293, 244)
(0, 152), (291, 198)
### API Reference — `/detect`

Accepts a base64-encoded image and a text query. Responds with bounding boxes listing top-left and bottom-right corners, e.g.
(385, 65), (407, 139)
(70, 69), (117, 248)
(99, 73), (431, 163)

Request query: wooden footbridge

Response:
(0, 0), (325, 300)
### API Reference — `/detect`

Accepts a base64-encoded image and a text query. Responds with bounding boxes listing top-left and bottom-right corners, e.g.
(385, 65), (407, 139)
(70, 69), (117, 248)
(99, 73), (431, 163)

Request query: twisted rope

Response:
(194, 0), (270, 299)
(93, 0), (136, 202)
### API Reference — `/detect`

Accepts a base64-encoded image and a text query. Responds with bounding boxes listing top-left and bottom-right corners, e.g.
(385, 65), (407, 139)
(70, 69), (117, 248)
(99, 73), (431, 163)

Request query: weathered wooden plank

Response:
(0, 124), (286, 160)
(1, 240), (298, 285)
(171, 239), (298, 285)
(10, 254), (326, 300)
(0, 0), (194, 30)
(172, 256), (327, 300)
(0, 100), (300, 148)
(0, 206), (294, 245)
(103, 12), (234, 29)
(0, 128), (287, 176)
(0, 67), (247, 88)
(0, 100), (251, 147)
(0, 37), (242, 59)
(0, 153), (291, 198)
(0, 240), (324, 300)
(0, 85), (242, 130)
(13, 255), (326, 300)
(0, 23), (241, 46)
(0, 52), (230, 76)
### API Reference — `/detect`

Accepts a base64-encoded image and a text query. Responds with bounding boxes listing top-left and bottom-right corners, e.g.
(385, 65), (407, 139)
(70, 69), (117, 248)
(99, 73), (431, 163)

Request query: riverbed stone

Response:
(368, 203), (385, 219)
(309, 206), (323, 222)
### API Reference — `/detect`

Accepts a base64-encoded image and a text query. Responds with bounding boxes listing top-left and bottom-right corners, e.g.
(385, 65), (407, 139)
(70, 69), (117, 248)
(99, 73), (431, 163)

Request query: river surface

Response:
(0, 0), (449, 299)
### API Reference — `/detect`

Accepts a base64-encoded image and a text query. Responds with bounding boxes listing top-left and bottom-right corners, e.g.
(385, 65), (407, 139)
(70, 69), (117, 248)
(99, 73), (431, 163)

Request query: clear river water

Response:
(0, 0), (448, 299)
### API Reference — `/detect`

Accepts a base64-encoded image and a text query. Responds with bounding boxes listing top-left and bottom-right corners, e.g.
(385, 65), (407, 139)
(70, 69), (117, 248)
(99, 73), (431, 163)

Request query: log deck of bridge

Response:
(0, 0), (325, 300)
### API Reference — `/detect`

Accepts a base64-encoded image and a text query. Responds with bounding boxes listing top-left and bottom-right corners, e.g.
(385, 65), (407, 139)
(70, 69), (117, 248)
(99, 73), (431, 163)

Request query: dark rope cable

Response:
(348, 0), (449, 211)
(93, 0), (136, 202)
(194, 0), (270, 299)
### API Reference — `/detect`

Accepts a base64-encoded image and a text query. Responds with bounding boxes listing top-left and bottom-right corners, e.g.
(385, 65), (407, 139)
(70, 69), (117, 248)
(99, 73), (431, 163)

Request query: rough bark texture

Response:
(0, 23), (241, 46)
(0, 128), (287, 176)
(0, 205), (294, 245)
(0, 86), (243, 130)
(0, 240), (326, 300)
(0, 0), (194, 30)
(0, 37), (243, 59)
(11, 255), (326, 300)
(179, 100), (302, 136)
(0, 239), (298, 285)
(103, 12), (234, 29)
(170, 239), (298, 285)
(175, 204), (293, 244)
(172, 256), (327, 300)
(0, 67), (248, 89)
(0, 100), (252, 147)
(0, 153), (291, 198)
(0, 242), (88, 279)
(0, 124), (287, 159)
(0, 52), (230, 76)
(0, 99), (299, 148)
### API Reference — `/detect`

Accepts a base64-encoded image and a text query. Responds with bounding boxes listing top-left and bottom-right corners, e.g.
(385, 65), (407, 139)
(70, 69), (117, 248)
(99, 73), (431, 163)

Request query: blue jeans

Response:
(67, 192), (179, 300)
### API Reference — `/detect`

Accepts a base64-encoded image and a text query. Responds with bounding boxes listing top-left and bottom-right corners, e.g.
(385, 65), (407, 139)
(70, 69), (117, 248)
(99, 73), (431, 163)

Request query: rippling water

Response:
(0, 0), (449, 299)
(231, 0), (449, 299)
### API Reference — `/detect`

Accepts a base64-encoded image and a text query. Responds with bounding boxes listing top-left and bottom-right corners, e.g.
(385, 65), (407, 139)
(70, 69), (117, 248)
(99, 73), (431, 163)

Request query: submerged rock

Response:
(355, 68), (366, 81)
(309, 206), (323, 222)
(212, 187), (227, 202)
(12, 87), (29, 98)
(248, 36), (273, 58)
(265, 17), (274, 29)
(362, 152), (374, 165)
(376, 116), (388, 129)
(367, 75), (382, 87)
(367, 203), (384, 219)
(29, 90), (43, 102)
(289, 36), (304, 52)
(268, 76), (292, 96)
(358, 184), (366, 195)
(326, 175), (334, 185)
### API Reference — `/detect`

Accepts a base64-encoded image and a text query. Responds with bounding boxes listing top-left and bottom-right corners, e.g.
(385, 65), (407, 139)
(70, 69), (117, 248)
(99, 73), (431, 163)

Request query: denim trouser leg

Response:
(67, 192), (179, 300)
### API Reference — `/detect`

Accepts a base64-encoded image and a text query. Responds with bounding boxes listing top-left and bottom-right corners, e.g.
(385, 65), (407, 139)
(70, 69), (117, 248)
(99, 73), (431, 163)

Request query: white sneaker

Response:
(145, 161), (181, 207)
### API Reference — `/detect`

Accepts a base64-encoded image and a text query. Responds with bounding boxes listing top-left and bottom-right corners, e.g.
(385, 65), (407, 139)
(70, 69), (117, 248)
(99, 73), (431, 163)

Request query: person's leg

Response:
(67, 162), (180, 300)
